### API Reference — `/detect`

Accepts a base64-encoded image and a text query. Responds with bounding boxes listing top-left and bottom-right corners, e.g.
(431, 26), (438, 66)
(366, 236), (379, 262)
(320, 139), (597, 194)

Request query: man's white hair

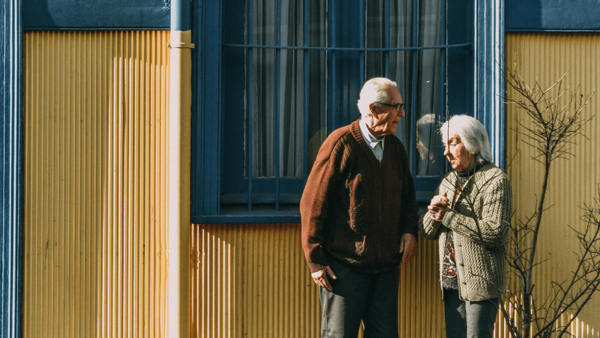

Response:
(440, 114), (493, 163)
(357, 77), (398, 118)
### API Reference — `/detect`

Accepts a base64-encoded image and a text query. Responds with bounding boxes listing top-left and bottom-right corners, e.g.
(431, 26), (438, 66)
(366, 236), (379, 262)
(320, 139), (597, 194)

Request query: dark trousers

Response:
(444, 288), (499, 338)
(319, 257), (400, 338)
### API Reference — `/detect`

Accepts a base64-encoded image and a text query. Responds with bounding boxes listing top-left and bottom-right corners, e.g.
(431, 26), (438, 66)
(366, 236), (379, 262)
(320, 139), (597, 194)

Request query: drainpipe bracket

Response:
(168, 42), (196, 49)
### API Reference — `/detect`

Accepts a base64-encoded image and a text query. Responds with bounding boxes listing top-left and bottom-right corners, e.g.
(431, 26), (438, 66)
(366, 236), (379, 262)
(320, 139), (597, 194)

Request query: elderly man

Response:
(301, 77), (419, 338)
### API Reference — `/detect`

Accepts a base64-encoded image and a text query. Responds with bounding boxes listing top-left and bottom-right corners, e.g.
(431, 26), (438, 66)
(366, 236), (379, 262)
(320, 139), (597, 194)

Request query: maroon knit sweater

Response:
(300, 120), (419, 274)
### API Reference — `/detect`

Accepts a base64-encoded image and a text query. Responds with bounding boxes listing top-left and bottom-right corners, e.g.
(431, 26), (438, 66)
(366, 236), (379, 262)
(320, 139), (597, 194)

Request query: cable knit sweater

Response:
(419, 162), (512, 301)
(301, 120), (419, 274)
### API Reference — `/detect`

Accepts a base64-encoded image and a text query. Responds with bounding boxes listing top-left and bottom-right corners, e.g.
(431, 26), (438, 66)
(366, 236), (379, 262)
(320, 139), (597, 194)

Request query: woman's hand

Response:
(428, 192), (449, 222)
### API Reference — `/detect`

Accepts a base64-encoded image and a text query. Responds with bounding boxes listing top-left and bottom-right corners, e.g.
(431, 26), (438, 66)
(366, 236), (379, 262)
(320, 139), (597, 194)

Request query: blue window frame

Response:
(192, 0), (484, 223)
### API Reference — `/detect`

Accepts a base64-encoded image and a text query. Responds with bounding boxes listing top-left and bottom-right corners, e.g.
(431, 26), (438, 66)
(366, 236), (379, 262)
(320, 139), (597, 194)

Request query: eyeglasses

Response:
(376, 102), (405, 112)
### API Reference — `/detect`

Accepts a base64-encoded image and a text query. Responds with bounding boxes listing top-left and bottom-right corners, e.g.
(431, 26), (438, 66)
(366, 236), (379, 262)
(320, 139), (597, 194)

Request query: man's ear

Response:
(368, 102), (378, 118)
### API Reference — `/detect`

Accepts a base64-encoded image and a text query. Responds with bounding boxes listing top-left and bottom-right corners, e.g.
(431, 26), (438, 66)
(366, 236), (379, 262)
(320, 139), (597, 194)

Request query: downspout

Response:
(168, 0), (193, 336)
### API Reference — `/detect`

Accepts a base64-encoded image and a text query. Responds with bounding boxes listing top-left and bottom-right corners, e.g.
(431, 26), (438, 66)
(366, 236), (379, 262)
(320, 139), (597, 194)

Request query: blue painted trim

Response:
(191, 0), (222, 216)
(474, 0), (505, 170)
(506, 0), (600, 31)
(192, 214), (301, 224)
(1, 0), (24, 336)
(24, 0), (170, 29)
(25, 27), (171, 31)
(506, 29), (600, 33)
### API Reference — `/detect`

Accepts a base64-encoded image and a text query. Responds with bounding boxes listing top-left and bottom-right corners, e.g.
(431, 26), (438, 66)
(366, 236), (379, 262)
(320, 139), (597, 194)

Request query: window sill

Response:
(192, 191), (435, 224)
(192, 204), (301, 224)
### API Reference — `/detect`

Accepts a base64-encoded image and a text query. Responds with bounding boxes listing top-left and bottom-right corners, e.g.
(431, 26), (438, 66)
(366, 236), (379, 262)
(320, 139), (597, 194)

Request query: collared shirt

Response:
(359, 118), (385, 162)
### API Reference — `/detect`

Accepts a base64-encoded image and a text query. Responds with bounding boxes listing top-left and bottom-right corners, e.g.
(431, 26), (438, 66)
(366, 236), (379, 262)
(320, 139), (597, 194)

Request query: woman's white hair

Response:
(357, 77), (398, 118)
(440, 114), (493, 163)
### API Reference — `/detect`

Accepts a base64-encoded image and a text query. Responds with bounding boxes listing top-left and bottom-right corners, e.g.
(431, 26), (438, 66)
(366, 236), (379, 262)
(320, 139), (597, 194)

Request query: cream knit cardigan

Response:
(419, 162), (513, 302)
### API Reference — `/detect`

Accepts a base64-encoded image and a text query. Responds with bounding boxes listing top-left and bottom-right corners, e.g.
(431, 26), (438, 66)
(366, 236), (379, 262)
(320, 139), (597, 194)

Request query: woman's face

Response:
(443, 134), (474, 171)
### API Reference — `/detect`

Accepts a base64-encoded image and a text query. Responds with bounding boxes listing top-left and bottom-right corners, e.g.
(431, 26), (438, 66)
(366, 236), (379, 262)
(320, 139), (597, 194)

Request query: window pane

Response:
(365, 0), (415, 166)
(417, 0), (442, 176)
(365, 0), (443, 177)
(365, 0), (442, 176)
(416, 49), (442, 176)
(244, 0), (327, 179)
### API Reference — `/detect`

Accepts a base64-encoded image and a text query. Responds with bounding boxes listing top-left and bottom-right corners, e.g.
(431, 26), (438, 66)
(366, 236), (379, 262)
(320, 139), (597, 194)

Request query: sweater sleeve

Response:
(300, 139), (343, 273)
(418, 184), (443, 240)
(442, 174), (512, 248)
(396, 140), (419, 238)
(400, 157), (419, 238)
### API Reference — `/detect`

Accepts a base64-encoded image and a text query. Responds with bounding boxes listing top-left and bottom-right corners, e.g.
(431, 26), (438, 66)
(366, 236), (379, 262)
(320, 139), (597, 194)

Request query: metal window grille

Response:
(222, 0), (469, 212)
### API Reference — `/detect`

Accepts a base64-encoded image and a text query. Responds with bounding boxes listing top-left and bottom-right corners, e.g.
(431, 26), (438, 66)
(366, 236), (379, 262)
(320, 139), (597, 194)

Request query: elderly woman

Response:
(419, 115), (512, 338)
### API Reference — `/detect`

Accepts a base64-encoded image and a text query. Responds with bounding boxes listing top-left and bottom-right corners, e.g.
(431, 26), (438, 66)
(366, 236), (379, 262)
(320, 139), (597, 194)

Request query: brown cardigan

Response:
(300, 120), (419, 274)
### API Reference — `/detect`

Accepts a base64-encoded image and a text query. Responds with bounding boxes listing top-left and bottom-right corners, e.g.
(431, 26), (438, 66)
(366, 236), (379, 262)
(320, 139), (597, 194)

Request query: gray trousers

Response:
(444, 288), (499, 338)
(319, 257), (400, 338)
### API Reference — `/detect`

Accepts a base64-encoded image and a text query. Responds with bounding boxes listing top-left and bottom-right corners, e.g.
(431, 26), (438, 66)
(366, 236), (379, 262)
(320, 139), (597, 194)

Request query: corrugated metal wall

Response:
(23, 31), (170, 338)
(192, 224), (445, 338)
(505, 33), (600, 337)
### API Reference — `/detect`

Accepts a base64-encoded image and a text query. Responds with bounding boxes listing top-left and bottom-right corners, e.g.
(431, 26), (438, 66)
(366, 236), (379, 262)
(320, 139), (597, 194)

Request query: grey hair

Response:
(357, 77), (398, 118)
(440, 115), (493, 163)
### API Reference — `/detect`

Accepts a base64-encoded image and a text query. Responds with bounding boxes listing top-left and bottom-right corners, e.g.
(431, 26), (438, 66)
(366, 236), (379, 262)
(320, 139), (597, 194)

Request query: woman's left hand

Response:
(428, 192), (448, 222)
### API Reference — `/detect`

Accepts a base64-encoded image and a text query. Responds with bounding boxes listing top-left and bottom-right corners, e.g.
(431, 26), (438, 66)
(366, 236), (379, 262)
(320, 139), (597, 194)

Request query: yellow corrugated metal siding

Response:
(192, 224), (445, 338)
(505, 33), (600, 337)
(23, 31), (170, 338)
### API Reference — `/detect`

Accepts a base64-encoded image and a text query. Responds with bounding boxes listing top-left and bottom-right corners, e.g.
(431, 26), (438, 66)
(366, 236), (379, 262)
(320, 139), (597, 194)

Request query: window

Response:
(193, 0), (479, 222)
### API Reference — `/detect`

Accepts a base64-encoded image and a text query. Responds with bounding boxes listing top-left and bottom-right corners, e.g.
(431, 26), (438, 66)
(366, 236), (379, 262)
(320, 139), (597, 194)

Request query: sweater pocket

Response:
(346, 173), (368, 236)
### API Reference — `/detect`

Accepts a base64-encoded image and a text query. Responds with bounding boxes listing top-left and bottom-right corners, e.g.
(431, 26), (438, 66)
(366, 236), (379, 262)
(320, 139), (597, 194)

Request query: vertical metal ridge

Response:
(23, 30), (170, 338)
(191, 224), (444, 337)
(506, 32), (600, 338)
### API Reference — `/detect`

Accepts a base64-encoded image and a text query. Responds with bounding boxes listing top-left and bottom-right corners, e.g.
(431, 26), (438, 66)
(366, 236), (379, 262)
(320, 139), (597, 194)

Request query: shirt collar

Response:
(359, 118), (385, 150)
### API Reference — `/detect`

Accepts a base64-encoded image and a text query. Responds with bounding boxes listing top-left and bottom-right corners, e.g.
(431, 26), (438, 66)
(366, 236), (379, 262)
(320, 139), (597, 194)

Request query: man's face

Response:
(369, 85), (405, 137)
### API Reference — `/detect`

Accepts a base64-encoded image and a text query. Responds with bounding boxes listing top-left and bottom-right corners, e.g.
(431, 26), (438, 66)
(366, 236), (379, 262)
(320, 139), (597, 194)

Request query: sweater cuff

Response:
(441, 208), (457, 229)
(308, 262), (328, 274)
(401, 224), (419, 239)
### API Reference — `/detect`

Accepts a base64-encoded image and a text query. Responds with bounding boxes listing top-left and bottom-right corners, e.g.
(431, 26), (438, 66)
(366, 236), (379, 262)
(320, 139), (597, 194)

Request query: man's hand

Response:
(311, 266), (337, 292)
(399, 233), (418, 263)
(428, 192), (449, 222)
